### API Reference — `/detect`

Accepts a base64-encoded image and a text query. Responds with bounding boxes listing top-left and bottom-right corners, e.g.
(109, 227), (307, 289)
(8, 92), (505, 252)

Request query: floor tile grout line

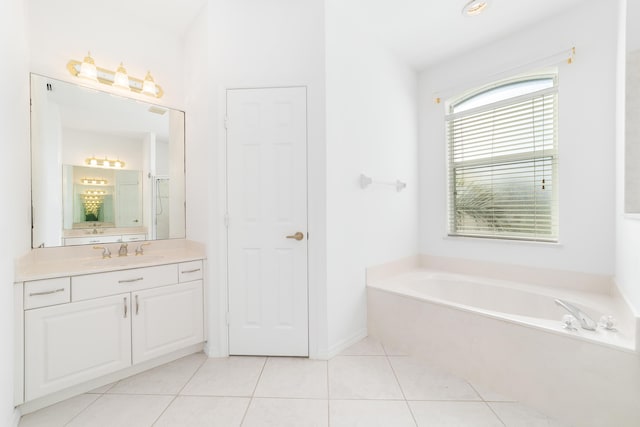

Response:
(467, 382), (507, 427)
(150, 395), (179, 427)
(150, 354), (210, 426)
(239, 356), (268, 426)
(484, 401), (508, 427)
(384, 350), (418, 427)
(63, 393), (104, 427)
(176, 354), (210, 396)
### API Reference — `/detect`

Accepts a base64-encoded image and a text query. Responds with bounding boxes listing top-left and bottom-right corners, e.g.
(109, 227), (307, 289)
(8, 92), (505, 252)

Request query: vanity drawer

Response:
(72, 264), (178, 301)
(122, 234), (146, 242)
(63, 235), (122, 246)
(179, 261), (203, 283)
(24, 277), (70, 310)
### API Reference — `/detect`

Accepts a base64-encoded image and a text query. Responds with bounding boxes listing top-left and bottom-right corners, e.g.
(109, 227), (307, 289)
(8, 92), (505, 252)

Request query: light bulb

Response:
(113, 62), (130, 91)
(142, 71), (157, 96)
(78, 52), (98, 81)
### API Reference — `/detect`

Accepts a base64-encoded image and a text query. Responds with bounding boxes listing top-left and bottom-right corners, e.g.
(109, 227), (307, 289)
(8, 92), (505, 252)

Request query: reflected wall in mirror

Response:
(31, 74), (186, 248)
(626, 50), (640, 213)
(627, 2), (640, 214)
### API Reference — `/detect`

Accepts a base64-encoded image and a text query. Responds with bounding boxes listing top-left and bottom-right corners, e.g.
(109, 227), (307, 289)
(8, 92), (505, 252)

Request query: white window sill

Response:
(442, 234), (563, 248)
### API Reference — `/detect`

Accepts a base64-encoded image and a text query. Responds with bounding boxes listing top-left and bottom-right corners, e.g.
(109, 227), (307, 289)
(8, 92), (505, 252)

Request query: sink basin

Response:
(83, 255), (165, 268)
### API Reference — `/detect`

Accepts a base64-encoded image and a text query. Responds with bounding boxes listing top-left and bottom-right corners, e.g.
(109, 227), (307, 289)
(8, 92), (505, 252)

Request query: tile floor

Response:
(19, 337), (568, 426)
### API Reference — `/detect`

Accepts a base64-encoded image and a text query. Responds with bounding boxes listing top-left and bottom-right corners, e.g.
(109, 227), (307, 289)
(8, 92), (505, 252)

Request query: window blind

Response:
(446, 84), (558, 242)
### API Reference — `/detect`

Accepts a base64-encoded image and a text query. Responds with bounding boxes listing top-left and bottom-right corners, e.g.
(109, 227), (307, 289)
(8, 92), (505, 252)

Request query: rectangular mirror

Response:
(30, 74), (186, 247)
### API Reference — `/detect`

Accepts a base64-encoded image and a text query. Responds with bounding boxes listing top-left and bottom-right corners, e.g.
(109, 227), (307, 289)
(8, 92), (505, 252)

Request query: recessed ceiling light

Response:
(462, 0), (490, 16)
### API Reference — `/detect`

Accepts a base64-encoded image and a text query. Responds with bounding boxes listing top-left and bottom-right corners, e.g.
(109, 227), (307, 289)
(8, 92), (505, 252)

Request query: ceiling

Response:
(27, 0), (605, 72)
(28, 0), (207, 40)
(341, 0), (589, 69)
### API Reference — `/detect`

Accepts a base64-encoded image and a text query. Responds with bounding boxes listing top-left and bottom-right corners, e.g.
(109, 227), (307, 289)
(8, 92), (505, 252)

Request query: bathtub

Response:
(367, 268), (640, 427)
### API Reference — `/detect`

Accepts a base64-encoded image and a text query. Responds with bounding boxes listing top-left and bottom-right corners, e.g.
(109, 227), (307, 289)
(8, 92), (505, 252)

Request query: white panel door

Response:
(131, 281), (204, 364)
(227, 87), (308, 356)
(24, 294), (131, 401)
(116, 170), (142, 227)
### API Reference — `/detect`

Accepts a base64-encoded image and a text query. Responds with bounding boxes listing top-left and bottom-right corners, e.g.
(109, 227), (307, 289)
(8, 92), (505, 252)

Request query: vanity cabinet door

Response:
(132, 281), (203, 364)
(24, 293), (132, 401)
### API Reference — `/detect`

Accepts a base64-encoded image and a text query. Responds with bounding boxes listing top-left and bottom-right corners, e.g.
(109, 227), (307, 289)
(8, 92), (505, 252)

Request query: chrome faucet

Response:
(118, 243), (129, 257)
(555, 299), (597, 331)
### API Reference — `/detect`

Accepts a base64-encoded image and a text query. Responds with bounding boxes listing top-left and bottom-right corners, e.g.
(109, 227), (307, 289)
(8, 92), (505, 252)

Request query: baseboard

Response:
(324, 328), (368, 360)
(203, 342), (228, 358)
(11, 407), (21, 427)
(611, 279), (640, 353)
(19, 343), (203, 415)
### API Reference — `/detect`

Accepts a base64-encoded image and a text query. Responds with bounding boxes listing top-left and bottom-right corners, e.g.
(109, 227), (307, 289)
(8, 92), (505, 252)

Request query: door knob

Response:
(286, 232), (304, 241)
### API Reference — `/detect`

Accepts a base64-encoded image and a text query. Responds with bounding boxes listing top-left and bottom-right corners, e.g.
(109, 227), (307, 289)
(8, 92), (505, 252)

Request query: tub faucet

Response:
(554, 299), (597, 331)
(118, 243), (128, 257)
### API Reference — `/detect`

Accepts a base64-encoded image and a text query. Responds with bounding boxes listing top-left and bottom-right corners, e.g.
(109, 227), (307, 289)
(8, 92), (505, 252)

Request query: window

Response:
(446, 74), (558, 242)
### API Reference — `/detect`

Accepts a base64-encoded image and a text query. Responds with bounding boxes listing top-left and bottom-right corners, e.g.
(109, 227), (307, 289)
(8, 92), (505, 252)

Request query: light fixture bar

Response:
(67, 56), (164, 98)
(81, 178), (108, 185)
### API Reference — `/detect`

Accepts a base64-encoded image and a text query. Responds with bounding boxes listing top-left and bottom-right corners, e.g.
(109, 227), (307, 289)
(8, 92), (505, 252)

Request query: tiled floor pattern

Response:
(19, 338), (568, 426)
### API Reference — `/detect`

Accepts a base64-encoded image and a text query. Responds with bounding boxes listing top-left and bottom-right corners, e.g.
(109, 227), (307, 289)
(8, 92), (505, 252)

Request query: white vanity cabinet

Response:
(132, 281), (203, 363)
(19, 259), (204, 403)
(24, 293), (132, 401)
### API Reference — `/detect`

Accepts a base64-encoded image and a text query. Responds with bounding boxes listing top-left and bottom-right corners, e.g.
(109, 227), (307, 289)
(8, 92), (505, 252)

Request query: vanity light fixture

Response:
(462, 0), (489, 16)
(67, 52), (164, 98)
(85, 156), (125, 169)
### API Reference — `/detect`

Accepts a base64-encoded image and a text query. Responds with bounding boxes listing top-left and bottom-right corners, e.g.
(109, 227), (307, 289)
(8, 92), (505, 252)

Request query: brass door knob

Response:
(286, 232), (304, 241)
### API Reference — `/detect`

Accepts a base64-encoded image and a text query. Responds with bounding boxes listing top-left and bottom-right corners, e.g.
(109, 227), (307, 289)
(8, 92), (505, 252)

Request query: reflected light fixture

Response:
(81, 177), (108, 185)
(85, 156), (125, 169)
(462, 0), (489, 16)
(67, 52), (164, 98)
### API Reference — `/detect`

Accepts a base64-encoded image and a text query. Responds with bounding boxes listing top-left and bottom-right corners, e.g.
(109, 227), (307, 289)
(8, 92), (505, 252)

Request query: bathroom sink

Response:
(83, 255), (165, 268)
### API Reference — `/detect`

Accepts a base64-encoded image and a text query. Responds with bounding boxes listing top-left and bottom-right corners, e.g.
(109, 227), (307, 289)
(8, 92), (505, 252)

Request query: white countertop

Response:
(15, 239), (206, 282)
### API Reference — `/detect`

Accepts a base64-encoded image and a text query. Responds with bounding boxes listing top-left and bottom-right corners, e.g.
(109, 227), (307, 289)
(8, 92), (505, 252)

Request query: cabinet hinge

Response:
(224, 212), (230, 228)
(224, 115), (229, 129)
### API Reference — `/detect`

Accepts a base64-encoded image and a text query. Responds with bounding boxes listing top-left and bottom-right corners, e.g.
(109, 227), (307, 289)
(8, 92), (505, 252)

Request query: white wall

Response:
(0, 0), (30, 424)
(62, 129), (145, 170)
(27, 0), (186, 109)
(182, 1), (213, 348)
(182, 0), (328, 357)
(418, 0), (618, 277)
(617, 0), (640, 314)
(325, 1), (419, 355)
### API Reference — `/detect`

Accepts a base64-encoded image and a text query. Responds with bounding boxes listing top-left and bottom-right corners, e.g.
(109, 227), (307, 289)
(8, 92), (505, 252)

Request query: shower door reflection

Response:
(153, 176), (170, 240)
